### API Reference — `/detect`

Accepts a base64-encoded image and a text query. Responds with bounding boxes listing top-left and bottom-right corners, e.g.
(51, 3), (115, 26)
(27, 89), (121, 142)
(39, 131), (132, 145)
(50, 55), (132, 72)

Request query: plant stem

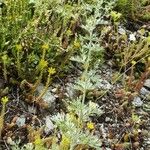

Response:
(0, 104), (6, 139)
(17, 50), (21, 77)
(31, 69), (44, 94)
(80, 33), (93, 124)
(36, 72), (51, 101)
(3, 62), (7, 82)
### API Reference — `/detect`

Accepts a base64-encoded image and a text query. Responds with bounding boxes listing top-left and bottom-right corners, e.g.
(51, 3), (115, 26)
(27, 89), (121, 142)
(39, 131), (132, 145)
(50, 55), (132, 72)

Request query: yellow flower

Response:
(66, 29), (72, 36)
(60, 135), (70, 149)
(73, 41), (81, 49)
(39, 59), (48, 70)
(48, 67), (56, 75)
(111, 11), (122, 22)
(131, 60), (136, 65)
(68, 113), (78, 125)
(1, 96), (9, 104)
(34, 137), (43, 146)
(41, 44), (49, 50)
(87, 122), (95, 130)
(16, 44), (22, 51)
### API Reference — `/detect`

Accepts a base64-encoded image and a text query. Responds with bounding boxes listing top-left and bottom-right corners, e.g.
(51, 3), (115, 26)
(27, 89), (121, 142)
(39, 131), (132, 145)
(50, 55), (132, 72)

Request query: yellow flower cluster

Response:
(73, 41), (81, 49)
(39, 59), (48, 70)
(131, 60), (136, 66)
(16, 44), (22, 51)
(41, 44), (49, 50)
(1, 96), (9, 104)
(60, 135), (70, 149)
(87, 122), (95, 130)
(34, 137), (43, 146)
(111, 11), (122, 22)
(48, 67), (56, 75)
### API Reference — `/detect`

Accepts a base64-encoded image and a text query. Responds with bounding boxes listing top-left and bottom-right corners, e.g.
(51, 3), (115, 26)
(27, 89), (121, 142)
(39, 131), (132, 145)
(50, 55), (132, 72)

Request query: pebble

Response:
(105, 117), (111, 122)
(28, 106), (37, 114)
(144, 79), (150, 88)
(44, 116), (54, 134)
(65, 83), (76, 98)
(132, 96), (143, 107)
(129, 33), (136, 41)
(16, 115), (26, 127)
(140, 87), (150, 96)
(97, 79), (112, 90)
(118, 27), (126, 35)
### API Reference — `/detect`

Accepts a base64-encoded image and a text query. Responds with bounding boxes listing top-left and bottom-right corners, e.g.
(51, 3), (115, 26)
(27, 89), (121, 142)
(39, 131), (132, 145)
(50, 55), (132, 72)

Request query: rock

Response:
(118, 27), (126, 35)
(44, 116), (54, 134)
(96, 79), (112, 90)
(140, 87), (150, 96)
(105, 117), (110, 122)
(28, 106), (37, 114)
(129, 33), (136, 41)
(36, 84), (56, 109)
(65, 83), (76, 98)
(132, 96), (143, 107)
(16, 115), (26, 127)
(144, 79), (150, 88)
(7, 137), (15, 145)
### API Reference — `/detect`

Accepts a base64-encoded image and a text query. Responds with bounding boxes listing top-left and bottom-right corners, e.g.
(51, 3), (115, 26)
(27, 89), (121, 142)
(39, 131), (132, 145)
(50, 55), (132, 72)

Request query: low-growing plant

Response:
(102, 25), (150, 70)
(51, 111), (102, 150)
(0, 0), (82, 81)
(115, 0), (150, 21)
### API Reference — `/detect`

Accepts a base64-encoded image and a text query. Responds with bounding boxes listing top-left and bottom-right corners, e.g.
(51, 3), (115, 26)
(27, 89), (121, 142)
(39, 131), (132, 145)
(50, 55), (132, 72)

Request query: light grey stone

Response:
(96, 79), (112, 90)
(16, 115), (26, 127)
(140, 87), (150, 96)
(144, 79), (150, 88)
(129, 33), (136, 41)
(118, 27), (126, 35)
(44, 116), (54, 134)
(132, 97), (143, 107)
(105, 117), (110, 122)
(37, 84), (56, 108)
(65, 83), (76, 98)
(28, 106), (37, 114)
